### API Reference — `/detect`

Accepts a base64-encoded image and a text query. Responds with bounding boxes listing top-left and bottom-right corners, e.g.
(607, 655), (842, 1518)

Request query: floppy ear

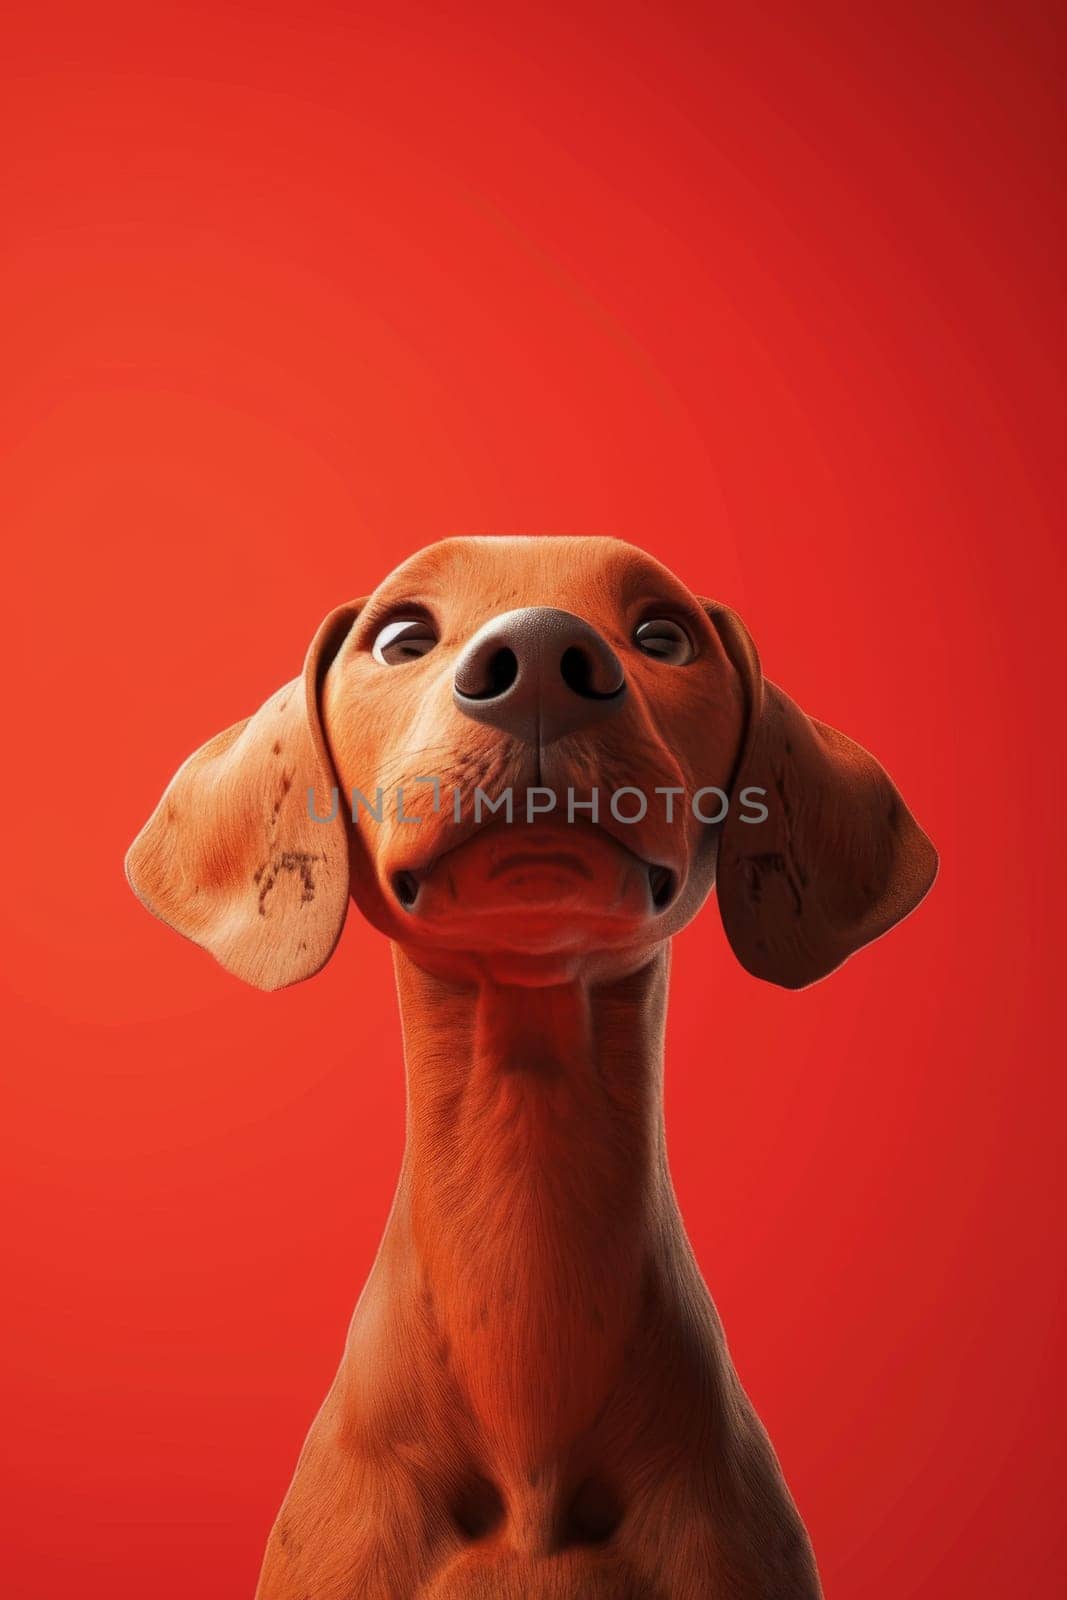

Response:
(704, 601), (937, 990)
(125, 602), (364, 991)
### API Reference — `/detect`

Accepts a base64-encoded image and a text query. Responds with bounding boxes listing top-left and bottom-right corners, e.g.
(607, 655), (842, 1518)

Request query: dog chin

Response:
(384, 818), (676, 954)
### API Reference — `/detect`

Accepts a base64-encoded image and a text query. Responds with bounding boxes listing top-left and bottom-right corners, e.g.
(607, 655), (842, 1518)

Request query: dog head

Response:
(126, 536), (936, 990)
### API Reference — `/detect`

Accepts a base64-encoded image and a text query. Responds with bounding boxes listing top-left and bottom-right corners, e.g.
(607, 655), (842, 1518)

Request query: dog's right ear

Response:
(125, 601), (365, 992)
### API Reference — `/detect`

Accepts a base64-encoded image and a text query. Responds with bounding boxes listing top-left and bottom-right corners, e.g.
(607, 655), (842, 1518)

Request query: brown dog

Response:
(127, 536), (936, 1599)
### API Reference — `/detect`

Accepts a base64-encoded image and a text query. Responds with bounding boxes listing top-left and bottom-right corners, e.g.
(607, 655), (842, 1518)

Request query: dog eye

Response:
(633, 618), (693, 664)
(372, 618), (438, 665)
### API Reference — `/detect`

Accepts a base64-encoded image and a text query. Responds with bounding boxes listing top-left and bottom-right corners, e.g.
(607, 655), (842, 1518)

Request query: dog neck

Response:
(373, 943), (683, 1477)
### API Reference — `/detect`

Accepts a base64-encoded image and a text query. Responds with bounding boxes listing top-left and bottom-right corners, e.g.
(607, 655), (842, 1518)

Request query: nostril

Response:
(458, 646), (519, 701)
(484, 647), (519, 698)
(560, 646), (593, 696)
(452, 609), (626, 733)
(560, 645), (623, 700)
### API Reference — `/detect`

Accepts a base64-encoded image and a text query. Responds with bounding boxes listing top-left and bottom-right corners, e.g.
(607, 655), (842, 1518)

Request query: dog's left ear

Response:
(703, 601), (938, 989)
(125, 601), (364, 992)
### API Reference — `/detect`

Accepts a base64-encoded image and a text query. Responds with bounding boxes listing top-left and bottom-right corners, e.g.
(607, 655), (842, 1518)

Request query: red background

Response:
(2, 3), (1063, 1595)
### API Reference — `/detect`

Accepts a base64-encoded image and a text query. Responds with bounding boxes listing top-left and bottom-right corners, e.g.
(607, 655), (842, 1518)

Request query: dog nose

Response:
(453, 607), (626, 743)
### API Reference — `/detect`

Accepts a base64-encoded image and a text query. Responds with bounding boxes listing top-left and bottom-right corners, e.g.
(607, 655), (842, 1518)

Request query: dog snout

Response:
(452, 606), (626, 743)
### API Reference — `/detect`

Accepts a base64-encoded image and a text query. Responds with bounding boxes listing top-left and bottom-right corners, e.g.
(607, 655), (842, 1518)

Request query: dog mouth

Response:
(487, 848), (592, 882)
(390, 826), (677, 916)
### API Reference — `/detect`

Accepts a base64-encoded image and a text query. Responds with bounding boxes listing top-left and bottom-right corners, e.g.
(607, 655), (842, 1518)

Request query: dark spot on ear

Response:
(166, 802), (178, 822)
(887, 797), (900, 829)
(257, 851), (322, 913)
(741, 852), (804, 917)
(773, 766), (794, 825)
(271, 769), (296, 822)
(272, 740), (282, 755)
(741, 851), (781, 904)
